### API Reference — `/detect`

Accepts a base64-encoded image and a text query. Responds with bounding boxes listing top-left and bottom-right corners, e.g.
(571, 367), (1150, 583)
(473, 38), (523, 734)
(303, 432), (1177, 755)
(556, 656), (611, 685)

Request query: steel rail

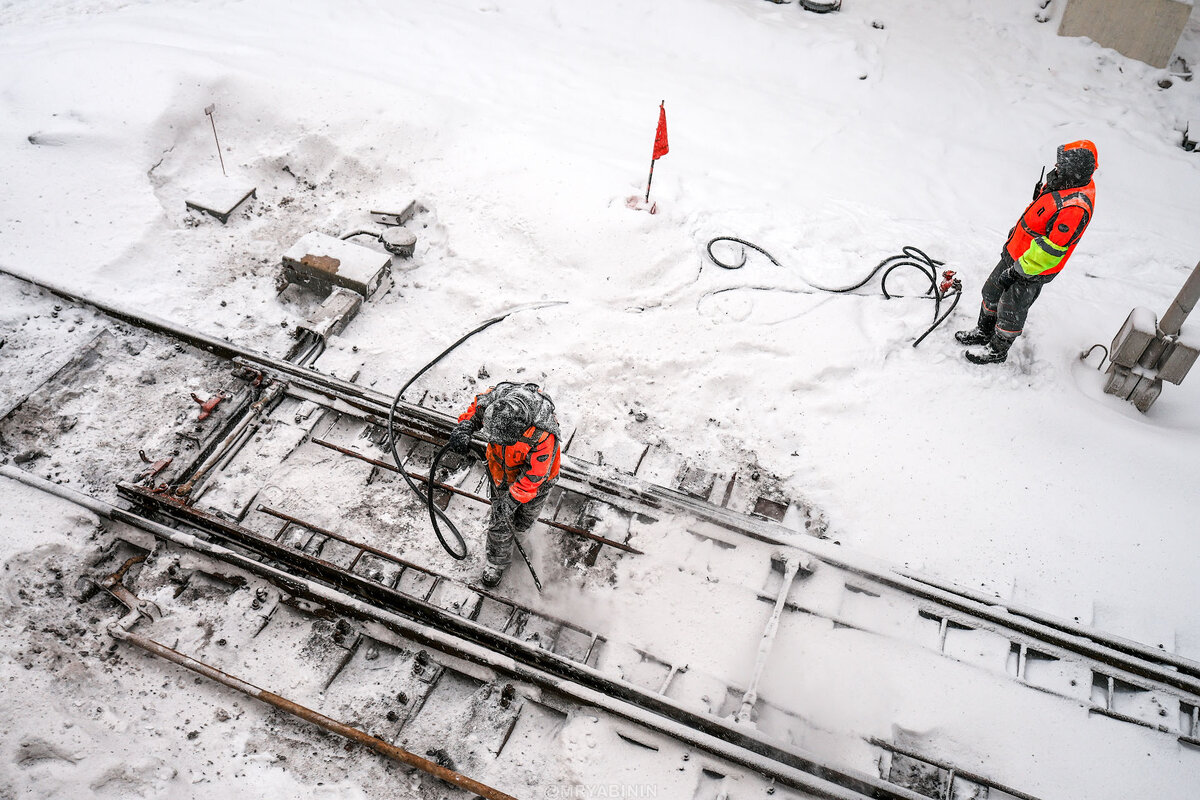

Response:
(107, 623), (518, 799)
(3, 271), (1196, 701)
(278, 369), (1200, 696)
(4, 465), (923, 800)
(868, 738), (1041, 800)
(112, 480), (927, 799)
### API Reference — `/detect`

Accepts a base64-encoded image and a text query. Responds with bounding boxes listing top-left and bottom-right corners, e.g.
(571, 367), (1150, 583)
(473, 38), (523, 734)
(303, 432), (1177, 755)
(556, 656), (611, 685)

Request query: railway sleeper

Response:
(92, 543), (822, 799)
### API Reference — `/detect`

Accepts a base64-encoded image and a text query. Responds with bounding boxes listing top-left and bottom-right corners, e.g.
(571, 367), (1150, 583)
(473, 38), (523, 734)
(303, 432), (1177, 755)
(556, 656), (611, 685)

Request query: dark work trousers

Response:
(486, 480), (554, 569)
(979, 253), (1055, 337)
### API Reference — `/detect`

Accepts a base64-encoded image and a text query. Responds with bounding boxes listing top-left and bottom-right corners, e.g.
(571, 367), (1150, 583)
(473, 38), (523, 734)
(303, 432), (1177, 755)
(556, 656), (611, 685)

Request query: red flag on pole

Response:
(652, 102), (669, 160)
(640, 101), (669, 207)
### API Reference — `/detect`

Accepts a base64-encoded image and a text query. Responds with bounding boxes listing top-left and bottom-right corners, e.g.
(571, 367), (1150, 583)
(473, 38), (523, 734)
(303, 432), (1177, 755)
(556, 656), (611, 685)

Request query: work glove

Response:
(447, 423), (475, 455)
(1003, 262), (1032, 288)
(494, 491), (520, 520)
(996, 264), (1021, 290)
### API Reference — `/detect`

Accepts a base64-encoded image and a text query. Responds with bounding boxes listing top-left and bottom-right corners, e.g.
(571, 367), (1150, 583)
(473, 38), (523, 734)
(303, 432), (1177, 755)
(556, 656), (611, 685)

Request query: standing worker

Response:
(447, 382), (562, 588)
(956, 140), (1098, 364)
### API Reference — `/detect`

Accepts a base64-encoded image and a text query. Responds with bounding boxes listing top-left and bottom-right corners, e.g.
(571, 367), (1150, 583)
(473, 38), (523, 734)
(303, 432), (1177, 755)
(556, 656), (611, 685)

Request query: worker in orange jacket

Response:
(956, 140), (1098, 364)
(447, 382), (561, 588)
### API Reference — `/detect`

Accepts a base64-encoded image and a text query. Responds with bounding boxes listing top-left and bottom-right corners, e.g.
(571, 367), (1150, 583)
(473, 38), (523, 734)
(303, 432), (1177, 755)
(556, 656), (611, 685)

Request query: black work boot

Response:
(480, 561), (505, 589)
(965, 332), (1016, 365)
(955, 312), (997, 346)
(955, 327), (991, 346)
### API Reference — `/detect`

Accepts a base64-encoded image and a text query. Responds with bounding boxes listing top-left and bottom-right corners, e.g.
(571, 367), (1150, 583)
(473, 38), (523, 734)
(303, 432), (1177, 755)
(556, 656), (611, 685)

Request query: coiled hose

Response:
(704, 237), (962, 347)
(387, 302), (564, 560)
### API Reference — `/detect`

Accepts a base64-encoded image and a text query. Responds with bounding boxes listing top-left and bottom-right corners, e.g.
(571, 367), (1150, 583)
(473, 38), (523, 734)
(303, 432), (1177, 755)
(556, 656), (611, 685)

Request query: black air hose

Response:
(387, 302), (564, 560)
(705, 237), (962, 347)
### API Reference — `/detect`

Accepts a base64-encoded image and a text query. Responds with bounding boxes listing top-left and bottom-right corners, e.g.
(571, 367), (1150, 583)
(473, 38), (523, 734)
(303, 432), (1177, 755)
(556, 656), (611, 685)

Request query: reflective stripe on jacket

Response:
(458, 386), (561, 503)
(1004, 181), (1095, 277)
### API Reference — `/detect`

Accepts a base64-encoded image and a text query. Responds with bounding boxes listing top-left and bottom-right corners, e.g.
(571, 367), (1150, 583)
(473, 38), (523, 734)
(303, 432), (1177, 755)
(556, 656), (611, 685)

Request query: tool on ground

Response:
(735, 555), (802, 724)
(136, 450), (173, 483)
(512, 531), (543, 593)
(191, 391), (228, 420)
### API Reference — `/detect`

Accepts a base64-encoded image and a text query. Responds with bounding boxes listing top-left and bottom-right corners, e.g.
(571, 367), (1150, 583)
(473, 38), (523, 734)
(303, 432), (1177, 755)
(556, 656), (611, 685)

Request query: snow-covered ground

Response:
(3, 1), (1200, 798)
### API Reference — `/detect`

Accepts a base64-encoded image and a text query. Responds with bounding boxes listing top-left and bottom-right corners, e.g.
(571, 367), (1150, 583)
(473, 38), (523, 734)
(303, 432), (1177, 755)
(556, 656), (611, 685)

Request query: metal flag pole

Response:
(645, 100), (667, 203)
(205, 103), (227, 177)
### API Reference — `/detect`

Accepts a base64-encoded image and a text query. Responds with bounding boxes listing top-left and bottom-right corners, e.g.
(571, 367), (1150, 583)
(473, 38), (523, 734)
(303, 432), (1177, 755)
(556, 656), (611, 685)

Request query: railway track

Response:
(2, 267), (1198, 799)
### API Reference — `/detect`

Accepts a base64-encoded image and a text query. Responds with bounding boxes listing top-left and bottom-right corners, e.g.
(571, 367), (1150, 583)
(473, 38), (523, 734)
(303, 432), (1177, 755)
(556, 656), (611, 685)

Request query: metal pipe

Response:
(1160, 258), (1200, 336)
(211, 420), (261, 474)
(107, 625), (517, 800)
(735, 556), (800, 723)
(339, 229), (380, 242)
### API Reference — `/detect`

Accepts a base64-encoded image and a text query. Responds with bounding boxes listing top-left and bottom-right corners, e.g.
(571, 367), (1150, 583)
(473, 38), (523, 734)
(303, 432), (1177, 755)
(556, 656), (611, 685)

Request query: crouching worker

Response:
(447, 382), (561, 588)
(957, 140), (1097, 364)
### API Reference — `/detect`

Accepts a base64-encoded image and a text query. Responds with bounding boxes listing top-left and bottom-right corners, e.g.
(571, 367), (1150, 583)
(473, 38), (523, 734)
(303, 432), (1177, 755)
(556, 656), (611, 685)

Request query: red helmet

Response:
(1059, 139), (1098, 168)
(1055, 140), (1098, 186)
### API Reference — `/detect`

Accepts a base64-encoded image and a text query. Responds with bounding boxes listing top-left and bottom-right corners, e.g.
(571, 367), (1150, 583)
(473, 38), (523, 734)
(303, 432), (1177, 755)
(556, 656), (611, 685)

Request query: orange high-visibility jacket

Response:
(1004, 143), (1096, 278)
(458, 387), (561, 503)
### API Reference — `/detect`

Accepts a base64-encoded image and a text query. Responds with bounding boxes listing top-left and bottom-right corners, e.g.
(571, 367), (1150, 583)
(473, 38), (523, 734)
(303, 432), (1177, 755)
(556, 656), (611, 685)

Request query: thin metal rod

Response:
(109, 626), (516, 800)
(207, 111), (227, 177)
(257, 505), (432, 574)
(311, 438), (643, 554)
(512, 532), (543, 593)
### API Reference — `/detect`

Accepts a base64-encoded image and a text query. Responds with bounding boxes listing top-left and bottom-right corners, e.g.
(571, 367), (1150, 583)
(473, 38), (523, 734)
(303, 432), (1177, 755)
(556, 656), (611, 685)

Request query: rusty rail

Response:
(11, 467), (933, 800)
(107, 624), (517, 800)
(311, 437), (643, 554)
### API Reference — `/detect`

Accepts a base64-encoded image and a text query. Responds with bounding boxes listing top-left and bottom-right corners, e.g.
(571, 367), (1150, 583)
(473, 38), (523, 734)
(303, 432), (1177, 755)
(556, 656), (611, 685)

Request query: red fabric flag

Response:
(652, 102), (669, 160)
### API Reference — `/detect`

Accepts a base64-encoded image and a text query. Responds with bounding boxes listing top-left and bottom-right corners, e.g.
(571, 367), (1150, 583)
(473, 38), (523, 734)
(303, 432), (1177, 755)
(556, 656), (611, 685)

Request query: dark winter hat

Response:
(481, 389), (536, 445)
(1055, 140), (1097, 187)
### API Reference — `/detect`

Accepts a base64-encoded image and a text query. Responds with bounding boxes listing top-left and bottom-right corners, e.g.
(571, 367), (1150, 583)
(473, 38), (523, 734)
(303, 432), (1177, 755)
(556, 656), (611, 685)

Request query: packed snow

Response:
(2, 0), (1200, 798)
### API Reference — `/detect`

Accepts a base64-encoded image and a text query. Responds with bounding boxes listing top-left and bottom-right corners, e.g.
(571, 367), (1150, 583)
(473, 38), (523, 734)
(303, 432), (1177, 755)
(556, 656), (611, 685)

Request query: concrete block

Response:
(369, 200), (421, 227)
(185, 178), (256, 224)
(281, 232), (391, 299)
(1158, 333), (1200, 385)
(297, 287), (362, 340)
(1058, 0), (1191, 69)
(1109, 307), (1158, 368)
